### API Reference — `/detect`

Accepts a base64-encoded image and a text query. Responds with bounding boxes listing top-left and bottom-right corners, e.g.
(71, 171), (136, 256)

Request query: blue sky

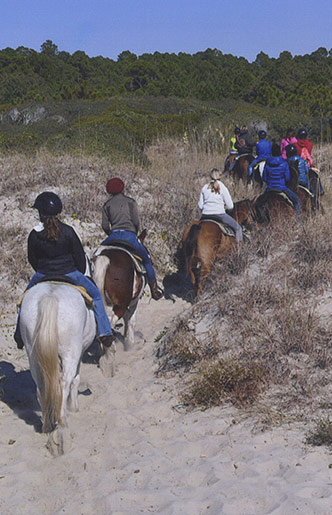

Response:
(1, 0), (331, 62)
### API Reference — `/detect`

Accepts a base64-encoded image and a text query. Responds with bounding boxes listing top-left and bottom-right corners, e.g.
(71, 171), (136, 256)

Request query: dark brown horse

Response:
(231, 154), (264, 190)
(254, 190), (296, 225)
(92, 233), (147, 376)
(231, 154), (251, 183)
(182, 199), (256, 293)
(288, 162), (322, 215)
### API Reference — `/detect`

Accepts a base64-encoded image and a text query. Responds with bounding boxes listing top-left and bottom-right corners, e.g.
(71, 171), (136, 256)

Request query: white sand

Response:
(1, 293), (332, 515)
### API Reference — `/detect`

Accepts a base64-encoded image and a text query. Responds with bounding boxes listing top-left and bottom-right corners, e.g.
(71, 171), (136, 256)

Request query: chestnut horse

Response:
(182, 199), (256, 293)
(92, 235), (147, 376)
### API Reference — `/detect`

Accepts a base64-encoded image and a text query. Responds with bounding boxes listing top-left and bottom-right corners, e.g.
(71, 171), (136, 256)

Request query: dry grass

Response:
(153, 141), (332, 444)
(180, 358), (268, 408)
(306, 417), (332, 448)
(3, 134), (332, 448)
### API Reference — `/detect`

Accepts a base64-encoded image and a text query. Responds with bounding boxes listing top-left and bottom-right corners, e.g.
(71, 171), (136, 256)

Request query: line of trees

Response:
(1, 41), (332, 120)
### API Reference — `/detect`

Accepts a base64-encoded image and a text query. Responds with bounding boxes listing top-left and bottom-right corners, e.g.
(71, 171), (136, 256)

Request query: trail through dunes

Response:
(1, 293), (332, 515)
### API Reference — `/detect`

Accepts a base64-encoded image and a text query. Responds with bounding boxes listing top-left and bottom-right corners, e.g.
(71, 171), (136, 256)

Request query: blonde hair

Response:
(209, 168), (221, 194)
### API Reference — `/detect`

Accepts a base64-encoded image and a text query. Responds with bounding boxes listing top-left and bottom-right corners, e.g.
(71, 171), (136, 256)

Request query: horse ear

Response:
(139, 229), (147, 242)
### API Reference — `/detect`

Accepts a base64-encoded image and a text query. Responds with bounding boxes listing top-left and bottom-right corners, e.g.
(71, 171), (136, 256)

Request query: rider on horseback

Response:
(255, 143), (301, 222)
(248, 129), (271, 178)
(295, 128), (313, 167)
(224, 127), (240, 172)
(229, 125), (255, 172)
(198, 169), (243, 243)
(101, 178), (163, 300)
(14, 192), (115, 349)
(285, 143), (310, 189)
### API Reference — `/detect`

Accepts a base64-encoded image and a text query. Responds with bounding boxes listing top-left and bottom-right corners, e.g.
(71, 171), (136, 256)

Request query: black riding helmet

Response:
(234, 127), (240, 135)
(258, 130), (267, 139)
(32, 192), (62, 216)
(297, 128), (307, 139)
(285, 144), (298, 158)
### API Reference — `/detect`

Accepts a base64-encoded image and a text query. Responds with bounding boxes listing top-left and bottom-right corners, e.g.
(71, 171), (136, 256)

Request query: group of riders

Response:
(14, 179), (163, 350)
(198, 125), (322, 250)
(13, 126), (321, 349)
(224, 125), (321, 220)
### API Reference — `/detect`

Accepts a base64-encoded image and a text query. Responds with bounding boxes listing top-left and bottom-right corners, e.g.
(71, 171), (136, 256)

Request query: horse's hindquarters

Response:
(20, 283), (95, 453)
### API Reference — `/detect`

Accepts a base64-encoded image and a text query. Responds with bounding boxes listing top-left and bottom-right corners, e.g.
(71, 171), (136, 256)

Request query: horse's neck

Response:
(233, 202), (249, 223)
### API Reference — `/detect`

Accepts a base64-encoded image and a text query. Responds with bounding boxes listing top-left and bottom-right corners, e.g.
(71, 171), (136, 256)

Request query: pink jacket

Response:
(280, 137), (297, 159)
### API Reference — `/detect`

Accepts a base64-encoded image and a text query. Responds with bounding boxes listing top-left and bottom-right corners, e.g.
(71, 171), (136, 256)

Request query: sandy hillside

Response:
(1, 287), (332, 515)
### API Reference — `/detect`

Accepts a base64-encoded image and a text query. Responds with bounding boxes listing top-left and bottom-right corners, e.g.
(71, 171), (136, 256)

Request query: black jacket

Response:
(28, 220), (86, 275)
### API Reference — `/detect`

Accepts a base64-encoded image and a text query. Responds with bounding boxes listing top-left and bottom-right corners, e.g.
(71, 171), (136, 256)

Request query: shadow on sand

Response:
(0, 360), (42, 432)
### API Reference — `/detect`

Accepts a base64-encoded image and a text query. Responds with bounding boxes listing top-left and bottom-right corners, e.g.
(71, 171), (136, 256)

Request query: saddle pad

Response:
(267, 190), (294, 207)
(17, 282), (94, 309)
(298, 185), (313, 197)
(253, 160), (266, 178)
(93, 245), (146, 274)
(200, 219), (235, 238)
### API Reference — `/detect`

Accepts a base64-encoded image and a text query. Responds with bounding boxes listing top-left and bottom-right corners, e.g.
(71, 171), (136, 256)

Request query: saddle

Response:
(17, 276), (94, 309)
(94, 244), (146, 275)
(200, 217), (235, 238)
(253, 160), (266, 179)
(266, 189), (294, 208)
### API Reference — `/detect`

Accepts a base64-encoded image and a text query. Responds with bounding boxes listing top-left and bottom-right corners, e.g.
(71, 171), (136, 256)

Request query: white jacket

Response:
(198, 181), (234, 215)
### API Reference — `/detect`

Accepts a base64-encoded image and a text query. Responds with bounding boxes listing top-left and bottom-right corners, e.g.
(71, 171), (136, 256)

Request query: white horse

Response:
(92, 247), (146, 377)
(20, 282), (96, 456)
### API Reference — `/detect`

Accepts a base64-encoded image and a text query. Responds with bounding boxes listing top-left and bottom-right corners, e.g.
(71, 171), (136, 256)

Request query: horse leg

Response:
(196, 262), (211, 294)
(99, 344), (116, 378)
(123, 301), (139, 351)
(68, 373), (80, 412)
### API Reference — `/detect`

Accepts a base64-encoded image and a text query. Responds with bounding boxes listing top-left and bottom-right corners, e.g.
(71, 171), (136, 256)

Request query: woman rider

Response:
(198, 169), (243, 243)
(14, 192), (115, 349)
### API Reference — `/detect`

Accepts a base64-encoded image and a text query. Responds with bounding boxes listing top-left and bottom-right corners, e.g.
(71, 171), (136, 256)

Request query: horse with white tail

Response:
(19, 282), (96, 456)
(91, 241), (146, 376)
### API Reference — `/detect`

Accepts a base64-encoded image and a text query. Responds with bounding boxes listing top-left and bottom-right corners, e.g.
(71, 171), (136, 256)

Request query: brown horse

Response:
(92, 234), (147, 376)
(182, 199), (256, 293)
(288, 161), (322, 215)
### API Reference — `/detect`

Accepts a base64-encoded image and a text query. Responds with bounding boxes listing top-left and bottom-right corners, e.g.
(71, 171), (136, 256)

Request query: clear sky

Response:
(1, 0), (331, 62)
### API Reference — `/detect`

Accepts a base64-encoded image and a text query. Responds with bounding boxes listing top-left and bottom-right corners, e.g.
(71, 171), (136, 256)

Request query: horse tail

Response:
(34, 294), (62, 433)
(184, 224), (201, 276)
(93, 255), (109, 302)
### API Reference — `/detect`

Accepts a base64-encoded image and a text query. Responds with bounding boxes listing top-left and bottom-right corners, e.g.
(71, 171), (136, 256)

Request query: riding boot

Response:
(14, 325), (24, 349)
(149, 280), (163, 300)
(98, 333), (117, 348)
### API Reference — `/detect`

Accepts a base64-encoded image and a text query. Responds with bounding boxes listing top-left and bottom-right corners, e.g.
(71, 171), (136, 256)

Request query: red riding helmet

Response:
(106, 178), (125, 194)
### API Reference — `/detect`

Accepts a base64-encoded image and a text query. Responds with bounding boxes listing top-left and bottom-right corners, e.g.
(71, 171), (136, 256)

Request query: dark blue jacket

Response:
(263, 156), (290, 190)
(256, 139), (271, 159)
(287, 155), (309, 187)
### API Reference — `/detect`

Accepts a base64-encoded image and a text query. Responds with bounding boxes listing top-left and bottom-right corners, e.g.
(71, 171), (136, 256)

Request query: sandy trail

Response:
(1, 292), (332, 515)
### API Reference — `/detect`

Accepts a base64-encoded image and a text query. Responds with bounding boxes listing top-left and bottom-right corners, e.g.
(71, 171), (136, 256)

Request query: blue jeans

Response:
(101, 230), (156, 284)
(26, 270), (113, 337)
(280, 187), (301, 214)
